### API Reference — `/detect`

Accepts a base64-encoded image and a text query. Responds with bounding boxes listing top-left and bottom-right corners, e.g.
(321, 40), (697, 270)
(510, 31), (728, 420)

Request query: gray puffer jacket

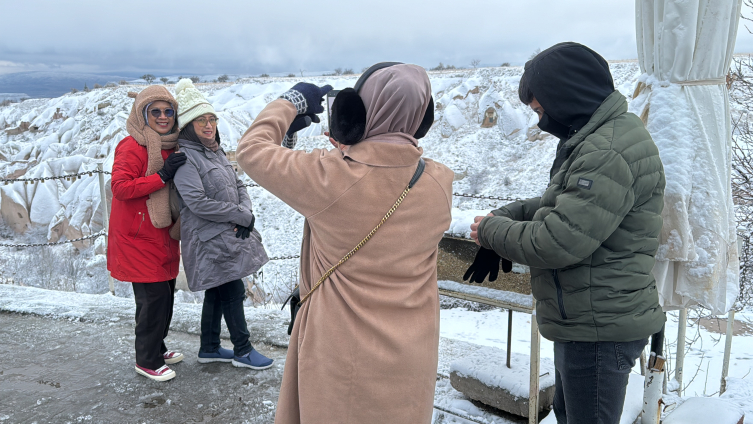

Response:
(174, 138), (268, 292)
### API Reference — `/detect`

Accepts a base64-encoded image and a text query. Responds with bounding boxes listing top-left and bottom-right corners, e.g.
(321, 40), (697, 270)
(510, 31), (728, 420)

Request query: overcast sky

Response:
(2, 0), (753, 77)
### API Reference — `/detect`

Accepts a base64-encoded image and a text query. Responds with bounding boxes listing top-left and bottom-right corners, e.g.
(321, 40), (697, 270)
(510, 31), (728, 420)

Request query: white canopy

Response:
(632, 0), (742, 314)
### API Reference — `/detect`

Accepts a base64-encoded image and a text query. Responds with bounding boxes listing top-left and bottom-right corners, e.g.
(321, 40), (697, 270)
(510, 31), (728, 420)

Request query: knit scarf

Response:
(125, 88), (179, 229)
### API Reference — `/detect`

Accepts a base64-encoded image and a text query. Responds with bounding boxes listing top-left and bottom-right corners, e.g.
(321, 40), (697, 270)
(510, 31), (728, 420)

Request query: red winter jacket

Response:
(107, 136), (180, 283)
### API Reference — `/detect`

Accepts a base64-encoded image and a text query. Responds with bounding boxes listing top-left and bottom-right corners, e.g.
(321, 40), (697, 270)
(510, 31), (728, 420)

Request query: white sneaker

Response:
(135, 364), (176, 381)
(163, 351), (184, 365)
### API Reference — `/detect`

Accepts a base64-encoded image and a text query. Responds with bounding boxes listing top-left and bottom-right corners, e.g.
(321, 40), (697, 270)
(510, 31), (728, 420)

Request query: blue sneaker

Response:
(232, 348), (274, 370)
(197, 347), (234, 364)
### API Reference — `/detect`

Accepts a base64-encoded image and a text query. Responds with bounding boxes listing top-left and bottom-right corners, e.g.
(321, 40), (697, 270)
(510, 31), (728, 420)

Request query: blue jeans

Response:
(553, 338), (647, 424)
(199, 279), (253, 357)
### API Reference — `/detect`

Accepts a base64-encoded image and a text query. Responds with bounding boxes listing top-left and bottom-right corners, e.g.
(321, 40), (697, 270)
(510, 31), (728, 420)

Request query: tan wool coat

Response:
(236, 99), (453, 424)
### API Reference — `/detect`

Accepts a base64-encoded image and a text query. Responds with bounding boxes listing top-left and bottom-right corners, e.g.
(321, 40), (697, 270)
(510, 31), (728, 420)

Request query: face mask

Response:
(537, 112), (571, 140)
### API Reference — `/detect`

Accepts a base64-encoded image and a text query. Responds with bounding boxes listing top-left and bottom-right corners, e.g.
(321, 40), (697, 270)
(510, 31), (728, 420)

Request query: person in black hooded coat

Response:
(466, 42), (666, 424)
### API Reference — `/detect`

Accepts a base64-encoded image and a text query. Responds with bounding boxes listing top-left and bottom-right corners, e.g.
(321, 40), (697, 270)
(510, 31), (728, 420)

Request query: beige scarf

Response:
(125, 86), (179, 229)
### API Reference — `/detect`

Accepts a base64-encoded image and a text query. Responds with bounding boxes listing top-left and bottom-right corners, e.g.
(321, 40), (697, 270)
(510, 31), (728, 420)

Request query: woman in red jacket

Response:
(108, 86), (187, 382)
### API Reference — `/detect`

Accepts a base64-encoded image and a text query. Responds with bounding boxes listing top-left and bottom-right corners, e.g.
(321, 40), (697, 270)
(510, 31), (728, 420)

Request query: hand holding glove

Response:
(280, 83), (333, 115)
(157, 152), (187, 182)
(462, 247), (512, 284)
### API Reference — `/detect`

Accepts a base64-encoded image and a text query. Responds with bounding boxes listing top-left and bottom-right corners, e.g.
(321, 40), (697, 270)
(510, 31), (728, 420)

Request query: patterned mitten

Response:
(280, 83), (333, 115)
(283, 114), (321, 149)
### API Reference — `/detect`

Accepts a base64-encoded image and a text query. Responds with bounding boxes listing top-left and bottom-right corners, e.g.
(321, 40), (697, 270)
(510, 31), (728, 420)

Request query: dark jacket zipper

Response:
(552, 269), (568, 320)
(133, 212), (144, 239)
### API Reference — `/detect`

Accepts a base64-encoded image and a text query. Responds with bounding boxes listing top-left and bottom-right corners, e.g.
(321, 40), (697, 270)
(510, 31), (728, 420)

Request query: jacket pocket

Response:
(615, 339), (647, 370)
(552, 269), (568, 320)
(197, 224), (226, 243)
(197, 224), (241, 263)
(127, 212), (145, 238)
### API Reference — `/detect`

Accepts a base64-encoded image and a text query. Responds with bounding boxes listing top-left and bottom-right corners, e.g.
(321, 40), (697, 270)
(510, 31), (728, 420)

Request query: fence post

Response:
(528, 308), (540, 424)
(97, 163), (114, 295)
(675, 308), (687, 395)
(720, 309), (735, 394)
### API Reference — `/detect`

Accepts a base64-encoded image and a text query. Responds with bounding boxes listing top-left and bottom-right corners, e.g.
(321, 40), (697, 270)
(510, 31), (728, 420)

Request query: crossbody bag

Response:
(283, 158), (426, 335)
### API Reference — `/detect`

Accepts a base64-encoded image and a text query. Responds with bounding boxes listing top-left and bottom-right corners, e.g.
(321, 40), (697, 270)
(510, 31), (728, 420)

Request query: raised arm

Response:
(236, 95), (354, 218)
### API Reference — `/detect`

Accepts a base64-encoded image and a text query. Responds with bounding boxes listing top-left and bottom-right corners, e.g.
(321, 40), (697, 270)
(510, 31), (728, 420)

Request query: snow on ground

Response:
(0, 284), (289, 348)
(439, 305), (753, 422)
(3, 284), (753, 423)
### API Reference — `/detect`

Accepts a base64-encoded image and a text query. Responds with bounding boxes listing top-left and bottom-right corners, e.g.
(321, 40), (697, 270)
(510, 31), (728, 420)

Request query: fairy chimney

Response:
(481, 107), (498, 128)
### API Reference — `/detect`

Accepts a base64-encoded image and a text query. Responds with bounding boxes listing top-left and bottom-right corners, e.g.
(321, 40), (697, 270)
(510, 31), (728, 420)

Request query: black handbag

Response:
(283, 286), (301, 336)
(281, 159), (425, 336)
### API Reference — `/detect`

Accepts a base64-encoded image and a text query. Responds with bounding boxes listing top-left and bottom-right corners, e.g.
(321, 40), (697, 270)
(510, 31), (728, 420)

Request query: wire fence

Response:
(0, 168), (520, 255)
(0, 231), (106, 248)
(2, 169), (111, 184)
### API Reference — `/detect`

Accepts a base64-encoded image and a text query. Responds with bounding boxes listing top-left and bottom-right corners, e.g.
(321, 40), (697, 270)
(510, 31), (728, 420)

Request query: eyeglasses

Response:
(194, 117), (219, 126)
(148, 108), (175, 118)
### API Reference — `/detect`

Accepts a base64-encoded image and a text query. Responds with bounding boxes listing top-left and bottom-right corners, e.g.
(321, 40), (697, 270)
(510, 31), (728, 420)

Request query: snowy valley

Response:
(2, 63), (753, 423)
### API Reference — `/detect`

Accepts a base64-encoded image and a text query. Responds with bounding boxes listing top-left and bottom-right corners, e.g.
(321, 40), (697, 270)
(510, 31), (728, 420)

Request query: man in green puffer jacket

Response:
(468, 43), (666, 424)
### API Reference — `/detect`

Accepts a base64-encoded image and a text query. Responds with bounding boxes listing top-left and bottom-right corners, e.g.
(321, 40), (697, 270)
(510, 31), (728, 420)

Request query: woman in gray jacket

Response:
(172, 79), (273, 370)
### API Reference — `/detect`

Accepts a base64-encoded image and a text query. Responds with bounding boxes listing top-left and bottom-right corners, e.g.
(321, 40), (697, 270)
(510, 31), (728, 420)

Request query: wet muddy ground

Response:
(0, 312), (286, 423)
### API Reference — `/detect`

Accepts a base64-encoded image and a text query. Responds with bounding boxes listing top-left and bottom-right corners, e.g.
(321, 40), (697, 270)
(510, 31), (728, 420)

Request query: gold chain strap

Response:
(297, 184), (413, 305)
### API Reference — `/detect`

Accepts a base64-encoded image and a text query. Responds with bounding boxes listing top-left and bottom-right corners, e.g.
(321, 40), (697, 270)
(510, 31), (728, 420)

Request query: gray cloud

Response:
(1, 0), (752, 76)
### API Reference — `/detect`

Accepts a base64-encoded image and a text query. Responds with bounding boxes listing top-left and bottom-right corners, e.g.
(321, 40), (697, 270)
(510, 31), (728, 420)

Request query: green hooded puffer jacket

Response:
(478, 91), (666, 343)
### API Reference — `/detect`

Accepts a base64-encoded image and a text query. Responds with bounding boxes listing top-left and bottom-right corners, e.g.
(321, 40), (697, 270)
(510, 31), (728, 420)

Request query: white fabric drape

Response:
(631, 0), (742, 314)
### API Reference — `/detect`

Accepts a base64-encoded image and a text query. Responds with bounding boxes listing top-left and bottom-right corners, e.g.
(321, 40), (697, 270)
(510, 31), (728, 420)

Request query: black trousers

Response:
(200, 279), (253, 357)
(132, 279), (176, 370)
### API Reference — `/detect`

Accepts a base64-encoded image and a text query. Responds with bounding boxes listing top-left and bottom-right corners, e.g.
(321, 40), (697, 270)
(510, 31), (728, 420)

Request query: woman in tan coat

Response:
(236, 63), (453, 424)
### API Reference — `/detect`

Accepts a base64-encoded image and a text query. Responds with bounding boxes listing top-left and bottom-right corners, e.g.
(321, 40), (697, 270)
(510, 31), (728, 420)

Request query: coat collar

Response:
(563, 90), (628, 151)
(342, 140), (423, 168)
(178, 137), (225, 158)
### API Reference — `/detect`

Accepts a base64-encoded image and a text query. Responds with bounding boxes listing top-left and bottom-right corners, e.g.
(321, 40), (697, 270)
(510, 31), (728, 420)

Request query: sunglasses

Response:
(194, 116), (219, 126)
(148, 108), (175, 118)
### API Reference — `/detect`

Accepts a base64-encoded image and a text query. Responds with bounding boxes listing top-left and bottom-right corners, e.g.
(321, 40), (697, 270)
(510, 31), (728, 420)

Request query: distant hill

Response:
(0, 93), (29, 102)
(0, 72), (132, 99)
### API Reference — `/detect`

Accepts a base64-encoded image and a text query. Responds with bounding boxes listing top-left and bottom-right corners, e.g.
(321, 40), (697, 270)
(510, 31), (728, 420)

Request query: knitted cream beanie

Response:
(175, 78), (217, 130)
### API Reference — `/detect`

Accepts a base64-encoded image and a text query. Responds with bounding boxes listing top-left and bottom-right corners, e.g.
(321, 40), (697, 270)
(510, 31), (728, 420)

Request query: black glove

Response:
(463, 247), (507, 284)
(156, 152), (187, 182)
(234, 215), (255, 240)
(234, 224), (251, 240)
(280, 83), (333, 115)
(287, 114), (321, 137)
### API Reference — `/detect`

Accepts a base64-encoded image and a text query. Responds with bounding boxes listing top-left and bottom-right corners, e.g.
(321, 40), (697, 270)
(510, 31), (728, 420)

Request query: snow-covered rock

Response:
(0, 63), (642, 292)
(450, 347), (555, 417)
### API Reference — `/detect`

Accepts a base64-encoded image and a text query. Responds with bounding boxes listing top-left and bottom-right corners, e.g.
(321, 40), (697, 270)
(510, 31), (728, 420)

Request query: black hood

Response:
(523, 42), (615, 137)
